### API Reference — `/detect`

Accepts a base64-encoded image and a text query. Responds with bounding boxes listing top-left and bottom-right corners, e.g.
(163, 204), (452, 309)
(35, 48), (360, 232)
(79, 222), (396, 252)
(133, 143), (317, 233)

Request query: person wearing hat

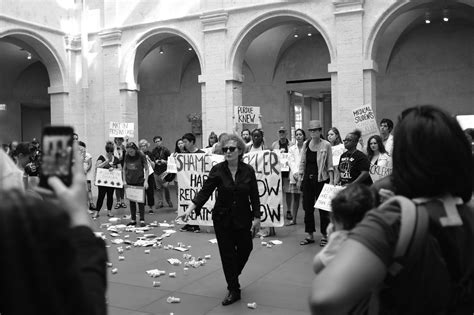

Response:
(298, 120), (334, 246)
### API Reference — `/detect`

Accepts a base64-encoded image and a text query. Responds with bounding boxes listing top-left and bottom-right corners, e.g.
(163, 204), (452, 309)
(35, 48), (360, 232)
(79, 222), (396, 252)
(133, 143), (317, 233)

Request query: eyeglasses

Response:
(222, 146), (237, 153)
(308, 128), (320, 132)
(278, 130), (286, 133)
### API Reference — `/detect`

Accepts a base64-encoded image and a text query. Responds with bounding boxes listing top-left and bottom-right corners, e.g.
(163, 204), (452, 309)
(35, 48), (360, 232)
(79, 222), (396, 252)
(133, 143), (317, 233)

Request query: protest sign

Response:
(331, 144), (345, 166)
(166, 156), (178, 173)
(109, 122), (134, 138)
(279, 152), (289, 172)
(175, 150), (284, 227)
(352, 104), (379, 140)
(125, 185), (145, 203)
(234, 106), (260, 134)
(314, 184), (345, 211)
(95, 168), (123, 188)
(369, 164), (392, 183)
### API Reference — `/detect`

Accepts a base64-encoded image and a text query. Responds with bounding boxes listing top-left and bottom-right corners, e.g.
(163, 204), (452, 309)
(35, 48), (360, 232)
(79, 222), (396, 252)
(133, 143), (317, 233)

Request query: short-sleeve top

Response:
(338, 150), (372, 186)
(124, 153), (147, 185)
(97, 155), (120, 169)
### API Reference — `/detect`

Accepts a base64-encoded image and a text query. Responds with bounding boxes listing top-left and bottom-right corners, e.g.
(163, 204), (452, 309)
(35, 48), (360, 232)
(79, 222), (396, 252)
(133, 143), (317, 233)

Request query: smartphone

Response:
(39, 126), (74, 189)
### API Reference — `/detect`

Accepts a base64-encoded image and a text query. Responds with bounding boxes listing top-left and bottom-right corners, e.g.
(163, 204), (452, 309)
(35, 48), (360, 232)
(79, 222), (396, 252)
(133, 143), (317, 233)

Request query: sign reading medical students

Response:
(352, 104), (379, 141)
(175, 151), (284, 227)
(234, 106), (260, 134)
(109, 122), (134, 138)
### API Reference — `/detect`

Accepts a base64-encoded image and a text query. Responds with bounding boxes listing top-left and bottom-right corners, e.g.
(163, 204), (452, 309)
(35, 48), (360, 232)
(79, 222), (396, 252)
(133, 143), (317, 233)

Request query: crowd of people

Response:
(0, 104), (473, 314)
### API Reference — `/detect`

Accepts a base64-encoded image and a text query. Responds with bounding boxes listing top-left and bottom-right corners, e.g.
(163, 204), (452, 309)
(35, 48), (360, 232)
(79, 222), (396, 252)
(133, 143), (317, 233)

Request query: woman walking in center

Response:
(298, 120), (334, 246)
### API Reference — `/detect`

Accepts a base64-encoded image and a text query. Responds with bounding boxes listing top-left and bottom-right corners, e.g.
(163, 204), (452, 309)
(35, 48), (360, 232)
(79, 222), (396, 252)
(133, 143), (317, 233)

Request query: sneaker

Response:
(180, 224), (191, 232)
(191, 226), (201, 233)
(148, 209), (154, 214)
(120, 202), (127, 208)
(114, 203), (121, 209)
(88, 209), (95, 215)
(92, 212), (100, 219)
(126, 221), (137, 226)
(139, 221), (146, 227)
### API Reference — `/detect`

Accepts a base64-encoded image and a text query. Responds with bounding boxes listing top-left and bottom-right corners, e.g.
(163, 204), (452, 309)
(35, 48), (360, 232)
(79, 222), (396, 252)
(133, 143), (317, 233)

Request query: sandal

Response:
(285, 221), (296, 226)
(286, 211), (293, 220)
(300, 238), (315, 245)
(320, 237), (328, 247)
(114, 203), (121, 209)
(121, 202), (127, 208)
(92, 212), (100, 219)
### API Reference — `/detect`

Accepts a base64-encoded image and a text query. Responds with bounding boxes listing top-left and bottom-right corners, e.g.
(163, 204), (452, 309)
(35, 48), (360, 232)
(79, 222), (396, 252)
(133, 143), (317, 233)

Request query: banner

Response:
(109, 122), (134, 138)
(314, 184), (345, 211)
(369, 164), (392, 183)
(175, 151), (284, 227)
(95, 168), (123, 188)
(352, 104), (379, 141)
(234, 106), (260, 134)
(125, 185), (145, 203)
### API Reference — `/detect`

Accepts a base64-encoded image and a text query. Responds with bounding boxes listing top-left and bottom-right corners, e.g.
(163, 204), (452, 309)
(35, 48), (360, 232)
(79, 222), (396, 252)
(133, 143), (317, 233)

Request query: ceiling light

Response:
(188, 47), (193, 51)
(425, 12), (431, 24)
(159, 47), (164, 54)
(307, 33), (312, 37)
(443, 9), (449, 22)
(293, 34), (299, 38)
(27, 52), (32, 60)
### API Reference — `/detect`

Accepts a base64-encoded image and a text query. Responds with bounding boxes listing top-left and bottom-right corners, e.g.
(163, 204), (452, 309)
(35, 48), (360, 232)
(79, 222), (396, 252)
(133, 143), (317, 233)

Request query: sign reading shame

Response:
(369, 164), (392, 183)
(175, 151), (284, 227)
(109, 122), (134, 138)
(352, 105), (379, 139)
(314, 184), (345, 212)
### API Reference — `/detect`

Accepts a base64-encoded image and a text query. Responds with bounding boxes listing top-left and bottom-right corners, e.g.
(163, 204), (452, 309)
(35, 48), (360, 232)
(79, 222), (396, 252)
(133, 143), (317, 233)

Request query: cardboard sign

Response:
(369, 164), (392, 183)
(95, 168), (123, 188)
(175, 151), (284, 227)
(331, 144), (345, 166)
(279, 152), (290, 172)
(109, 122), (134, 138)
(234, 106), (260, 134)
(314, 184), (345, 211)
(125, 185), (145, 203)
(352, 105), (379, 140)
(166, 156), (178, 173)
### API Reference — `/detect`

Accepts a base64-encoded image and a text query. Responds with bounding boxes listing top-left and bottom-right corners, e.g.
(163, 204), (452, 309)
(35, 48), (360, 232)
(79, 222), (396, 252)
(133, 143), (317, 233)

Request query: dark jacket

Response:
(192, 160), (261, 229)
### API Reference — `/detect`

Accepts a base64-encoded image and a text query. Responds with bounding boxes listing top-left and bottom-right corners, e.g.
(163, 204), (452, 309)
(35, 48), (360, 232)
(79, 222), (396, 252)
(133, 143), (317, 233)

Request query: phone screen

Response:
(39, 126), (74, 188)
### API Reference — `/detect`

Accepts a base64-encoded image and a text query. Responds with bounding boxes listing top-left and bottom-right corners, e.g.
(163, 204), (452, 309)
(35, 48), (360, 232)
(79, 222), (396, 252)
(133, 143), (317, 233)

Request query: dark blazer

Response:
(192, 160), (261, 229)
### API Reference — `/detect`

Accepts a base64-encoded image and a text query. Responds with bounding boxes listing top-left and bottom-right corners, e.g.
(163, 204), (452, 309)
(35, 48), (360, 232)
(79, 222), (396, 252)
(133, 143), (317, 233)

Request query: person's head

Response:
(10, 140), (19, 151)
(105, 141), (115, 156)
(220, 134), (246, 162)
(31, 138), (40, 149)
(13, 142), (35, 168)
(77, 141), (86, 157)
(175, 138), (185, 153)
(208, 132), (218, 147)
(295, 128), (306, 143)
(72, 133), (79, 141)
(241, 129), (251, 143)
(182, 133), (196, 151)
(366, 135), (386, 159)
(327, 127), (342, 146)
(380, 118), (394, 137)
(393, 105), (472, 202)
(0, 189), (89, 314)
(343, 129), (361, 151)
(153, 136), (163, 146)
(125, 142), (138, 157)
(331, 183), (375, 230)
(138, 139), (149, 152)
(113, 137), (124, 146)
(308, 120), (323, 140)
(251, 129), (264, 146)
(278, 126), (287, 139)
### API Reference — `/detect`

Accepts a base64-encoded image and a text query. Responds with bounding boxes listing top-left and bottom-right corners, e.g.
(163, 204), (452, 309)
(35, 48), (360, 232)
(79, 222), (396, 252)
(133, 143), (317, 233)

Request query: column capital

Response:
(225, 72), (244, 83)
(48, 85), (69, 95)
(200, 11), (228, 33)
(333, 0), (364, 16)
(64, 35), (81, 52)
(99, 29), (122, 47)
(119, 82), (140, 92)
(363, 59), (378, 72)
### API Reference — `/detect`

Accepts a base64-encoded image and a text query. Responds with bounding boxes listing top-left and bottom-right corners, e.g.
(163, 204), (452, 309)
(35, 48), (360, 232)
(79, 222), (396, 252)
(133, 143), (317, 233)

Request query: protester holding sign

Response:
(93, 141), (121, 218)
(327, 127), (345, 185)
(271, 126), (292, 221)
(123, 142), (149, 227)
(311, 105), (474, 315)
(113, 137), (126, 209)
(286, 128), (306, 225)
(177, 134), (261, 306)
(337, 130), (372, 187)
(298, 120), (334, 246)
(139, 139), (156, 214)
(367, 135), (392, 183)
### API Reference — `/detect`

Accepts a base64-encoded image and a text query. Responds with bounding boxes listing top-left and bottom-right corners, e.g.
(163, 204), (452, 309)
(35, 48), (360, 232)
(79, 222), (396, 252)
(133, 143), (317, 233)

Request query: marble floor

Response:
(95, 189), (323, 315)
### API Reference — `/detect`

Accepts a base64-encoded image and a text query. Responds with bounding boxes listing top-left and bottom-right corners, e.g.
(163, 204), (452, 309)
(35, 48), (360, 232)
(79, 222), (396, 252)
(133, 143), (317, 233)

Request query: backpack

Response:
(371, 195), (474, 314)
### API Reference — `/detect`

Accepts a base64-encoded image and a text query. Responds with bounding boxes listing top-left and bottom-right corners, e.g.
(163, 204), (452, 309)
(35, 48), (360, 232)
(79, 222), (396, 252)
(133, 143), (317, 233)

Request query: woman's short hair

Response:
(331, 183), (375, 230)
(220, 134), (246, 158)
(328, 127), (342, 145)
(366, 135), (387, 160)
(105, 141), (114, 153)
(393, 105), (473, 202)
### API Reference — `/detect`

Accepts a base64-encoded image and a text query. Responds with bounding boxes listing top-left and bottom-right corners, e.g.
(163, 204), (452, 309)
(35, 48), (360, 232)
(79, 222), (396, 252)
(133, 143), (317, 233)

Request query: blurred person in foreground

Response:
(0, 144), (107, 315)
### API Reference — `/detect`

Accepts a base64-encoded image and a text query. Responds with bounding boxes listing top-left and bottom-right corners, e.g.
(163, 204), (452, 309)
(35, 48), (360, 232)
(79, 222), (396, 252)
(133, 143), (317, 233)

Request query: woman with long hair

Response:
(366, 135), (392, 183)
(327, 127), (344, 185)
(286, 128), (306, 225)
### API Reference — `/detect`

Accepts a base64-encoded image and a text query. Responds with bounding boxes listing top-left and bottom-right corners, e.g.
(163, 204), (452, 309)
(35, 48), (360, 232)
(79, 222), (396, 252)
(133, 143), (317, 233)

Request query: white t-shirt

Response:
(315, 230), (349, 267)
(383, 134), (394, 156)
(83, 152), (93, 181)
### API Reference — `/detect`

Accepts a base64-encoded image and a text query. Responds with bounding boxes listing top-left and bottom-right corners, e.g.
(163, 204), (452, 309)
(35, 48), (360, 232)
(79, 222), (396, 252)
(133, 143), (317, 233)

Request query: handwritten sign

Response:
(369, 164), (392, 183)
(314, 184), (345, 211)
(352, 104), (379, 140)
(175, 151), (284, 227)
(331, 144), (345, 166)
(234, 106), (260, 134)
(279, 152), (289, 171)
(166, 156), (178, 173)
(109, 122), (134, 138)
(95, 168), (123, 188)
(125, 185), (145, 203)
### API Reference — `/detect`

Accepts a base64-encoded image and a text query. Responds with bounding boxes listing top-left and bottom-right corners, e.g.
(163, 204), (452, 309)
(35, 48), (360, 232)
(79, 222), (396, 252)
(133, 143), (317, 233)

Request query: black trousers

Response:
(302, 178), (330, 235)
(96, 186), (115, 213)
(214, 223), (253, 292)
(145, 175), (155, 207)
(130, 201), (145, 221)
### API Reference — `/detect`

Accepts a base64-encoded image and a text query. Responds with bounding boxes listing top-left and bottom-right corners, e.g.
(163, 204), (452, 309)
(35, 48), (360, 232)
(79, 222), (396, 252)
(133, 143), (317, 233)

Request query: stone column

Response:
(330, 0), (365, 136)
(363, 59), (378, 117)
(119, 82), (139, 142)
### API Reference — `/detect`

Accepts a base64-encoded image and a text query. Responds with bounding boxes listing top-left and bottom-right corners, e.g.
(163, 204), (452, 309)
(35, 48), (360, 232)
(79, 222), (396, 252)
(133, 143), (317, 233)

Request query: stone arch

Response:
(120, 27), (203, 87)
(228, 9), (335, 76)
(0, 28), (66, 90)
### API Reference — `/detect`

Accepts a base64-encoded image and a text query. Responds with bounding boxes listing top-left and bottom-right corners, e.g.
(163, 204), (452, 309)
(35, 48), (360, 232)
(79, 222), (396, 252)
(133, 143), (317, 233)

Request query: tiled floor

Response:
(95, 189), (324, 315)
